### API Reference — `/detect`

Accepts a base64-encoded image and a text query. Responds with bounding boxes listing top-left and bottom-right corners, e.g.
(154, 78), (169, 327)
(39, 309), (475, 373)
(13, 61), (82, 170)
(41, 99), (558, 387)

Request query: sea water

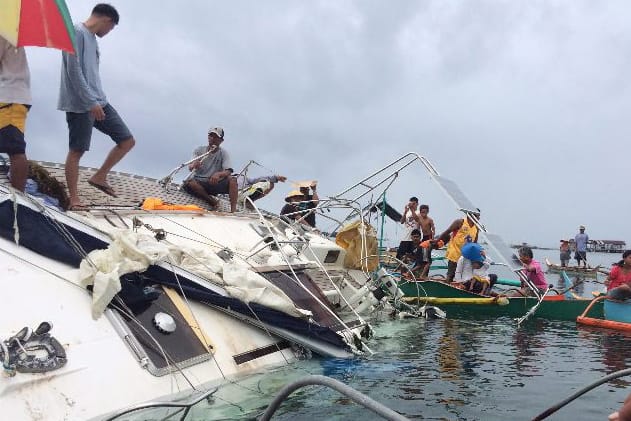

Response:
(133, 252), (631, 420)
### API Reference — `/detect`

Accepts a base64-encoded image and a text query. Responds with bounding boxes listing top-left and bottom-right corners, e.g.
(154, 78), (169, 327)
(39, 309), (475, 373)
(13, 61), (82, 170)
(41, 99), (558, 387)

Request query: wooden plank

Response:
(163, 286), (215, 353)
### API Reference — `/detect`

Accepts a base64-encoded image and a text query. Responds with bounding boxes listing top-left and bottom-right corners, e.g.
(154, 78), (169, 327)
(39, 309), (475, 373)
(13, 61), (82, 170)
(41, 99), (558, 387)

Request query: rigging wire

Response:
(163, 257), (295, 389)
(0, 241), (271, 411)
(139, 207), (367, 353)
(2, 197), (297, 399)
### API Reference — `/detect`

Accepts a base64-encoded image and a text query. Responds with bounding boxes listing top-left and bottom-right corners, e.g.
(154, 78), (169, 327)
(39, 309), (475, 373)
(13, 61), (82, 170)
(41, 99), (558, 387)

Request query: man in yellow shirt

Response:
(436, 210), (481, 282)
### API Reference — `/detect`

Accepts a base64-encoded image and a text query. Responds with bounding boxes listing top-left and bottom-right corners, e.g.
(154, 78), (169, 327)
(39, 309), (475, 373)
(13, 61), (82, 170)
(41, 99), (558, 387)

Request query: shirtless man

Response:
(418, 204), (435, 241)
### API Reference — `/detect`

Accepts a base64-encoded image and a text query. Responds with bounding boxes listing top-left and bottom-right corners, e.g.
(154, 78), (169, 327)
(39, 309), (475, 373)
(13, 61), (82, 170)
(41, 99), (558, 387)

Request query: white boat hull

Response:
(0, 235), (296, 420)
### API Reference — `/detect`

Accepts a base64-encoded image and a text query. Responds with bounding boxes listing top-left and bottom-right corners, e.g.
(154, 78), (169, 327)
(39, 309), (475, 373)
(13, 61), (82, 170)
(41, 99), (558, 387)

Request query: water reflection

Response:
(602, 332), (631, 387)
(512, 319), (546, 374)
(438, 320), (463, 381)
(576, 326), (631, 388)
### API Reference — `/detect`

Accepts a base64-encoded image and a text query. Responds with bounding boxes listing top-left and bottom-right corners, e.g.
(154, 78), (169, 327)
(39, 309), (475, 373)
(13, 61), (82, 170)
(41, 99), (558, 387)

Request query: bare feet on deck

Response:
(87, 177), (117, 197)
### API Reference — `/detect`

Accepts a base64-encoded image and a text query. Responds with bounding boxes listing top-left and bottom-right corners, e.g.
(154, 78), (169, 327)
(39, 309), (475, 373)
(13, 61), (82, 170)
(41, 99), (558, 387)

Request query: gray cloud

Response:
(19, 0), (629, 248)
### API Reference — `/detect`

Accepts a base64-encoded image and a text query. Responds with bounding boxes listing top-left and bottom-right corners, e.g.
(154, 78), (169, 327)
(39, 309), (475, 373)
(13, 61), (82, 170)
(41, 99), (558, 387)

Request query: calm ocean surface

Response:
(150, 252), (631, 420)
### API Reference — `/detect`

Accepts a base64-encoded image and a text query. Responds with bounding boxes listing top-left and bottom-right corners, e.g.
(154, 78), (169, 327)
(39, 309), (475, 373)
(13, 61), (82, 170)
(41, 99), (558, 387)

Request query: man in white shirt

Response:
(395, 196), (420, 260)
(0, 36), (31, 191)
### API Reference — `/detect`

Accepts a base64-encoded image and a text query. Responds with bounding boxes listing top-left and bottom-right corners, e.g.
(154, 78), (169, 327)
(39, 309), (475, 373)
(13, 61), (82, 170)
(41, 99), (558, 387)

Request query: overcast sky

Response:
(21, 1), (629, 248)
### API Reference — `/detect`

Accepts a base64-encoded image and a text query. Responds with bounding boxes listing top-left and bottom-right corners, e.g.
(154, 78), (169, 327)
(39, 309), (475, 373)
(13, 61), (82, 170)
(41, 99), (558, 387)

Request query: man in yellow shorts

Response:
(0, 37), (31, 191)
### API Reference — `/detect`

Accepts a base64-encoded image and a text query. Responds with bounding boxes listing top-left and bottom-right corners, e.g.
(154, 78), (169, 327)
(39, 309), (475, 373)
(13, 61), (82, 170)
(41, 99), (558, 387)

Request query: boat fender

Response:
(1, 321), (67, 376)
(397, 311), (418, 319)
(494, 296), (510, 306)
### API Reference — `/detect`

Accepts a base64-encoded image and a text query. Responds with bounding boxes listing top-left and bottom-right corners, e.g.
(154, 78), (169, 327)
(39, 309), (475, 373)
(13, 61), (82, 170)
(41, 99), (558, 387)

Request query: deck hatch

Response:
(110, 287), (214, 376)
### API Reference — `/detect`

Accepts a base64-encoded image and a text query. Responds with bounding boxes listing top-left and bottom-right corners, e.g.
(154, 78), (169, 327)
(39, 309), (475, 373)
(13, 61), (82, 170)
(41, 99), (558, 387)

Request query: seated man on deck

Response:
(453, 242), (497, 295)
(403, 229), (435, 280)
(183, 127), (238, 212)
(237, 174), (287, 208)
(399, 229), (426, 279)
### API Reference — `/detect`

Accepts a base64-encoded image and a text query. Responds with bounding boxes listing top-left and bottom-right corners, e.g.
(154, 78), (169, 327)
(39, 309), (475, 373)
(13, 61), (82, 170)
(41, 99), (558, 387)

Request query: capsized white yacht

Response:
(0, 160), (379, 420)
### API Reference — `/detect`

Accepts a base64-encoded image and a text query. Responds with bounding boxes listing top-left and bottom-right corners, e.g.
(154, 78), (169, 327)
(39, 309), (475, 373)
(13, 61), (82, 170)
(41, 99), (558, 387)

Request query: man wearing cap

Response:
(574, 225), (589, 267)
(183, 127), (237, 212)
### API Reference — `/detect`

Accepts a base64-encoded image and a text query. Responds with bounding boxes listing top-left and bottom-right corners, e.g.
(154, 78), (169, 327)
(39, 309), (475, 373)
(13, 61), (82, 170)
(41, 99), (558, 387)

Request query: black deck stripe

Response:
(233, 340), (291, 365)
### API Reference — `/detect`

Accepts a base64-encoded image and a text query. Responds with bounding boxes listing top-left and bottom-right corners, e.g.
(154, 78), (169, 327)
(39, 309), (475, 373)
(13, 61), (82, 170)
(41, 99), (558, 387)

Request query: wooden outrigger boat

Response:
(398, 280), (603, 321)
(577, 296), (631, 331)
(545, 258), (601, 278)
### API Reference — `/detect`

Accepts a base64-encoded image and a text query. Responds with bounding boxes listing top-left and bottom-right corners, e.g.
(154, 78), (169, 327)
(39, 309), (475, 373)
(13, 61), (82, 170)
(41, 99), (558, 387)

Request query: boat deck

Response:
(306, 268), (363, 292)
(0, 159), (232, 212)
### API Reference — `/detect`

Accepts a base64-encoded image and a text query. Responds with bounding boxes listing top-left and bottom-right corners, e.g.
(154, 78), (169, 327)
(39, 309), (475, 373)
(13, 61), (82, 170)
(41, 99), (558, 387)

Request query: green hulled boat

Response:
(396, 280), (604, 321)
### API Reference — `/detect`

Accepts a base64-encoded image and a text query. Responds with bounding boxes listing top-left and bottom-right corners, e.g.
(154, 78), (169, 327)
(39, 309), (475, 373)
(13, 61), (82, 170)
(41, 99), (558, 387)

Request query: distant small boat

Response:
(545, 257), (601, 277)
(577, 296), (631, 331)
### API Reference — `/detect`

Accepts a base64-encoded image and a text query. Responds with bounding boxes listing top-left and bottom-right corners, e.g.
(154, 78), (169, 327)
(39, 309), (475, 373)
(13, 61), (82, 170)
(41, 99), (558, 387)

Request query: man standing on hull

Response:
(0, 37), (30, 192)
(58, 4), (135, 209)
(574, 225), (589, 267)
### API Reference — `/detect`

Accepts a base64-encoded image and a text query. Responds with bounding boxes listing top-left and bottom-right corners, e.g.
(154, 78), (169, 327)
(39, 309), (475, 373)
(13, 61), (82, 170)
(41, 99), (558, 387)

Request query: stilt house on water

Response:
(567, 239), (627, 253)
